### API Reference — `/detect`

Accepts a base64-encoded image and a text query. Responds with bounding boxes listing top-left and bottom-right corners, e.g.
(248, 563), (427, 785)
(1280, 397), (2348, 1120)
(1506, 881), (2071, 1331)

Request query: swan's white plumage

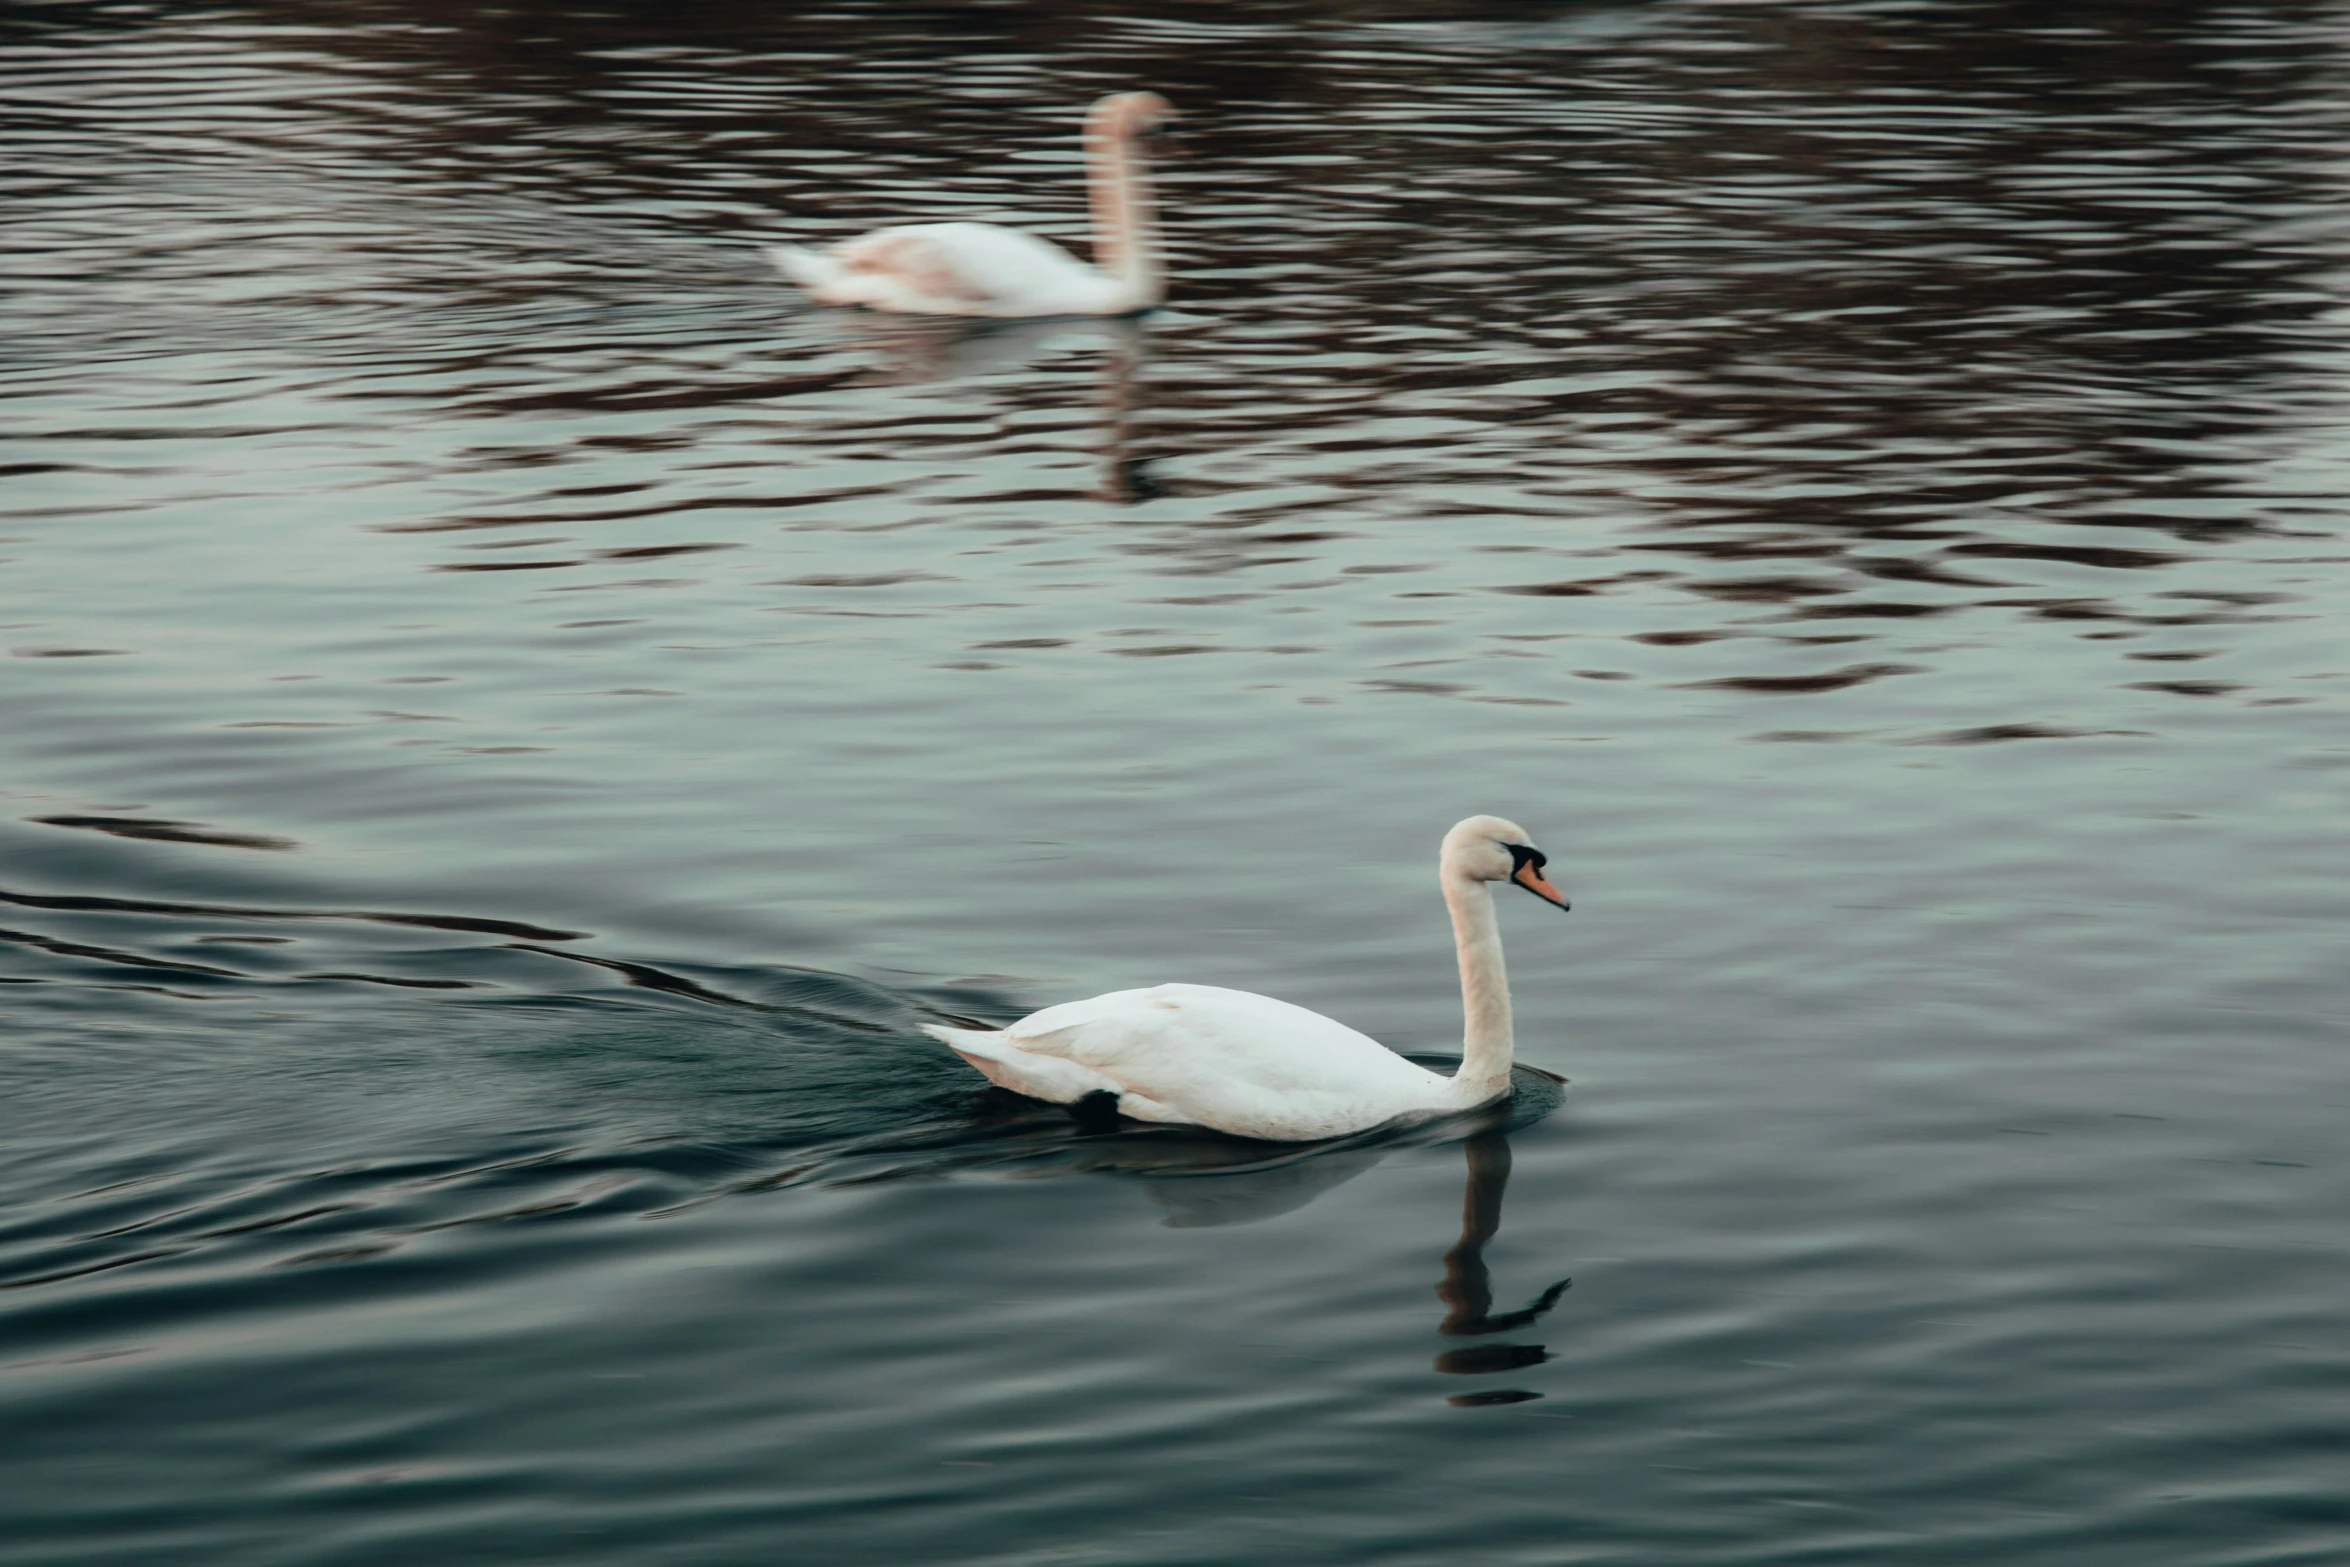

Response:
(768, 92), (1171, 319)
(925, 1020), (1122, 1104)
(922, 816), (1572, 1142)
(768, 224), (1137, 318)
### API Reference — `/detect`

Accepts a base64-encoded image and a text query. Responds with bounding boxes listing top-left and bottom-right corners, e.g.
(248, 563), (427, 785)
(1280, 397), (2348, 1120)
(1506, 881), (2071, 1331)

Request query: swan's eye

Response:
(1505, 843), (1546, 874)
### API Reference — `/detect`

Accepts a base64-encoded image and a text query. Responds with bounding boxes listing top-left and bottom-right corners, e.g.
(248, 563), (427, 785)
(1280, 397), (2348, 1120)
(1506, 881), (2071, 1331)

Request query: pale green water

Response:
(5, 1), (2349, 1562)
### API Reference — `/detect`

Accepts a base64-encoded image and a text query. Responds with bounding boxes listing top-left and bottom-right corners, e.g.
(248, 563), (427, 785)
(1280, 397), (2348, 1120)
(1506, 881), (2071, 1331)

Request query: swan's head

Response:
(1443, 815), (1570, 911)
(1089, 91), (1177, 143)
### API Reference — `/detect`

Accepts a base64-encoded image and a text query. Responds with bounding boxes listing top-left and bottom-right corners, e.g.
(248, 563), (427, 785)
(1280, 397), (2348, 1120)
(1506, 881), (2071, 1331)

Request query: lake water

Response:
(5, 1), (2349, 1561)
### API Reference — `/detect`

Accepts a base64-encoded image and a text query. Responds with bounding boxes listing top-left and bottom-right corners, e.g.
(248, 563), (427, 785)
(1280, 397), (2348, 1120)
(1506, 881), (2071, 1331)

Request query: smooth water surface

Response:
(5, 1), (2349, 1561)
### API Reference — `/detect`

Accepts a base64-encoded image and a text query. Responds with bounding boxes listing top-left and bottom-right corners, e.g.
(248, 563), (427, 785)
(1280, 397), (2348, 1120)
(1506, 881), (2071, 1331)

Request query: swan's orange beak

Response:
(1512, 861), (1571, 911)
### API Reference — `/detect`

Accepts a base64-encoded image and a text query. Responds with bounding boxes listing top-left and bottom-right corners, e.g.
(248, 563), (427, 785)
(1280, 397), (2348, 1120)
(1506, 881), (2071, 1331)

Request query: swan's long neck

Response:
(1443, 871), (1514, 1104)
(1085, 122), (1162, 308)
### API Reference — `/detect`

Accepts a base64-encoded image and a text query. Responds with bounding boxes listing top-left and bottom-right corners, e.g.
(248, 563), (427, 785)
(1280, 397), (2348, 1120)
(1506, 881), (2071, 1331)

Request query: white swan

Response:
(768, 92), (1173, 318)
(924, 816), (1571, 1141)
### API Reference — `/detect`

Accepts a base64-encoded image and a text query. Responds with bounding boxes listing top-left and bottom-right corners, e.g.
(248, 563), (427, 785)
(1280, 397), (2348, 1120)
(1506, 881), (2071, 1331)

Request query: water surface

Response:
(5, 1), (2349, 1562)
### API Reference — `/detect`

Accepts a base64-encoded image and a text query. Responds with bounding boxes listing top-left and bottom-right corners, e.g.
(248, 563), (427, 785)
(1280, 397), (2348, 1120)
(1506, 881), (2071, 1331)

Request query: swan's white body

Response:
(768, 92), (1170, 318)
(924, 816), (1571, 1142)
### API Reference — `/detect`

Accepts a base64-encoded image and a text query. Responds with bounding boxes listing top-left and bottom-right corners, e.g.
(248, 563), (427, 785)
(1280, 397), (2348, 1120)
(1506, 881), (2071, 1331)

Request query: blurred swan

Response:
(924, 816), (1571, 1141)
(768, 92), (1174, 318)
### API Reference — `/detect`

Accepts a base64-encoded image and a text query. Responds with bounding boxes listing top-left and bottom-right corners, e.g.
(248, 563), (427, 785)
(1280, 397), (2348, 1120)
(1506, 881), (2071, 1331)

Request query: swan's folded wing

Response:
(769, 229), (980, 311)
(812, 224), (1123, 316)
(830, 228), (998, 304)
(1005, 984), (1437, 1137)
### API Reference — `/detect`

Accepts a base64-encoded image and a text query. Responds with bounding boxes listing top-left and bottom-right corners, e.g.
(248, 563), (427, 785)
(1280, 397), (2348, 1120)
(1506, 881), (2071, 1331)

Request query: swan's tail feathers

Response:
(920, 1023), (1005, 1055)
(921, 1024), (1121, 1104)
(766, 243), (845, 294)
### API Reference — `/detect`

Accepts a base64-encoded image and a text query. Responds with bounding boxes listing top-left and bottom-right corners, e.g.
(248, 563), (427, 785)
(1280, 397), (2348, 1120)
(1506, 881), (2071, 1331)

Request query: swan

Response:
(923, 816), (1571, 1141)
(767, 92), (1173, 318)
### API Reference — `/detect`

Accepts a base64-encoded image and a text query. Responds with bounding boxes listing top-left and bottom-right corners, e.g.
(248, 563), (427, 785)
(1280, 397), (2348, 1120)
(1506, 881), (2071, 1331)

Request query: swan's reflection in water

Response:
(1091, 336), (1161, 504)
(1124, 1111), (1573, 1405)
(830, 312), (1163, 502)
(965, 1061), (1573, 1405)
(1432, 1133), (1574, 1406)
(683, 1033), (1571, 1403)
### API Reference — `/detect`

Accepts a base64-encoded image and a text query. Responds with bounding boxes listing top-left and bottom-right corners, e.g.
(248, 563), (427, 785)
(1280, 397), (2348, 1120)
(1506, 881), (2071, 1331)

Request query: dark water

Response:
(6, 0), (2350, 1560)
